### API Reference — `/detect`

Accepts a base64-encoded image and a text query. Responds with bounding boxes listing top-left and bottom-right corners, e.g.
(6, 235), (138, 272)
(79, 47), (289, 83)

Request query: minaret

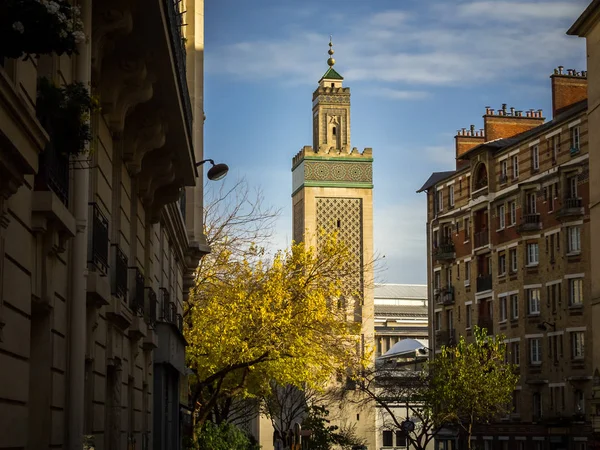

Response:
(312, 38), (351, 152)
(291, 39), (376, 450)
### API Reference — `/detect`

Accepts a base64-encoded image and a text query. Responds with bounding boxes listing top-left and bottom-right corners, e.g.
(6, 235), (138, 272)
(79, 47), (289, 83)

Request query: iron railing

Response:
(518, 213), (541, 232)
(474, 230), (489, 248)
(145, 287), (157, 328)
(160, 288), (172, 321)
(111, 245), (128, 299)
(499, 174), (508, 184)
(164, 0), (193, 143)
(88, 203), (109, 274)
(478, 316), (494, 335)
(435, 286), (454, 305)
(435, 329), (456, 349)
(565, 197), (583, 209)
(176, 313), (183, 332)
(129, 267), (145, 314)
(433, 240), (455, 261)
(476, 274), (492, 292)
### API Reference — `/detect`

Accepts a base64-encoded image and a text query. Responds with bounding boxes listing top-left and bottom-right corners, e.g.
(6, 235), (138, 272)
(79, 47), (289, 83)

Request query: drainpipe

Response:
(66, 0), (92, 449)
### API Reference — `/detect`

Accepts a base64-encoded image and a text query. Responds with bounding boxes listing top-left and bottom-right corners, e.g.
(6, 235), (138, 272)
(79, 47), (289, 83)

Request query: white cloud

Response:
(206, 0), (587, 90)
(423, 145), (456, 167)
(370, 87), (431, 100)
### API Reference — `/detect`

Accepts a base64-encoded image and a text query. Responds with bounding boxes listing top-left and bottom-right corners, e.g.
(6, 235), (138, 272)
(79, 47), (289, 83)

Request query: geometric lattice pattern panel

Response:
(316, 197), (364, 295)
(305, 161), (372, 184)
(293, 200), (304, 244)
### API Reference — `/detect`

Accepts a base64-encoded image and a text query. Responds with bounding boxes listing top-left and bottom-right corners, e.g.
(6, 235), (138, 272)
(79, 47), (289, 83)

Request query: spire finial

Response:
(327, 35), (335, 67)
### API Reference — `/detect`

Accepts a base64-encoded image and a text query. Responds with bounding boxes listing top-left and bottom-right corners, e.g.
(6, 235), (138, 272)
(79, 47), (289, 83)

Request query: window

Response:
(567, 226), (581, 253)
(498, 252), (506, 276)
(466, 304), (472, 329)
(512, 155), (519, 179)
(509, 201), (517, 225)
(568, 175), (578, 198)
(510, 248), (518, 272)
(510, 294), (519, 319)
(569, 278), (583, 306)
(464, 217), (471, 240)
(436, 190), (443, 213)
(499, 296), (507, 321)
(533, 393), (543, 420)
(497, 204), (505, 230)
(465, 261), (471, 286)
(527, 288), (540, 315)
(571, 126), (580, 151)
(382, 430), (393, 447)
(530, 338), (542, 364)
(447, 309), (454, 331)
(435, 311), (442, 331)
(396, 431), (407, 447)
(446, 266), (452, 287)
(548, 282), (561, 312)
(532, 145), (539, 171)
(448, 185), (455, 208)
(571, 332), (584, 359)
(434, 271), (441, 289)
(526, 243), (539, 266)
(526, 191), (537, 214)
(513, 342), (520, 365)
(575, 389), (585, 415)
(501, 160), (508, 182)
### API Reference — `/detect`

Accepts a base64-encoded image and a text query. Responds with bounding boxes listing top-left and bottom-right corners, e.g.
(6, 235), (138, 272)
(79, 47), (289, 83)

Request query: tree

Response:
(301, 404), (366, 450)
(186, 232), (367, 427)
(425, 326), (518, 449)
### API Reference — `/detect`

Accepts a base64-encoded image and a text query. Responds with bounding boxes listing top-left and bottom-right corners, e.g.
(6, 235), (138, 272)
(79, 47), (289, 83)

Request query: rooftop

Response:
(374, 283), (427, 300)
(319, 67), (344, 81)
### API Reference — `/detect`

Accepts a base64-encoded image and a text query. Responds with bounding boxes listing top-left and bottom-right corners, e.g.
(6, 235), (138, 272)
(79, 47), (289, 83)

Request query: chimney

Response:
(455, 124), (485, 170)
(484, 104), (545, 141)
(550, 66), (587, 118)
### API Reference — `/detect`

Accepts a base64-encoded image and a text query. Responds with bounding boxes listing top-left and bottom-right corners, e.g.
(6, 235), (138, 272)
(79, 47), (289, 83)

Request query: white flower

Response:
(59, 29), (67, 39)
(12, 22), (25, 33)
(45, 1), (60, 14)
(56, 12), (67, 23)
(73, 31), (86, 44)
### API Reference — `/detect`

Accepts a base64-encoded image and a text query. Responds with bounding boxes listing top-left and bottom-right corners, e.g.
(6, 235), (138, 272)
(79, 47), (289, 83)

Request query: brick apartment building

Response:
(418, 68), (593, 449)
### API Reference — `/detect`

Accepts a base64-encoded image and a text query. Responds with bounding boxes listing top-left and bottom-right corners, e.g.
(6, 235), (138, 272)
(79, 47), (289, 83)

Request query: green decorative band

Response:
(305, 161), (372, 183)
(292, 181), (374, 197)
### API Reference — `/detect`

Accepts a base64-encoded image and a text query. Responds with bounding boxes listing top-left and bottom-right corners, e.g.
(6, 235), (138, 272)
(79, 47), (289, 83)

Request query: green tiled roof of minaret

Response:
(319, 67), (344, 81)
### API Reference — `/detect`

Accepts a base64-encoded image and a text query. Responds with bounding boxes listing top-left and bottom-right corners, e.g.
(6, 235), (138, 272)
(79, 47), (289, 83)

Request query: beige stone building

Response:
(291, 42), (376, 449)
(418, 68), (592, 448)
(568, 1), (600, 440)
(0, 1), (210, 449)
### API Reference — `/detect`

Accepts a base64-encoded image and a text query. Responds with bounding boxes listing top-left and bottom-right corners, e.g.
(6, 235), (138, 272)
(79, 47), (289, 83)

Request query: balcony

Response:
(129, 267), (145, 314)
(518, 213), (541, 233)
(557, 197), (584, 218)
(433, 241), (455, 262)
(435, 286), (455, 306)
(159, 288), (172, 322)
(88, 203), (109, 274)
(474, 230), (489, 249)
(478, 316), (494, 335)
(435, 329), (457, 349)
(145, 287), (157, 328)
(476, 274), (492, 292)
(111, 245), (128, 299)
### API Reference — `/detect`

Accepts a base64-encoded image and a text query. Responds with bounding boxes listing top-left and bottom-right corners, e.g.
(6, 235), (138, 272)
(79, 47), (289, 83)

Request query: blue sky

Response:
(203, 0), (588, 284)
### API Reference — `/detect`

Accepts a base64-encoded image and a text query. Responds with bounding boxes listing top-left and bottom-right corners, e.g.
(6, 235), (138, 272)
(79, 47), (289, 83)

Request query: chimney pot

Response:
(558, 65), (564, 74)
(502, 103), (507, 112)
(510, 107), (515, 115)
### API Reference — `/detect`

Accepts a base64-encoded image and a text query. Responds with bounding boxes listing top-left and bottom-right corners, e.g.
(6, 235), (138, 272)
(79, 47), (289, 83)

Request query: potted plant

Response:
(36, 76), (98, 157)
(0, 0), (86, 59)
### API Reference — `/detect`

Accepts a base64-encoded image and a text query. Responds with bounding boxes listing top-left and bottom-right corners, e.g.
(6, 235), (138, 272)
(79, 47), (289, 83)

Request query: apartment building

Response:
(418, 68), (592, 449)
(568, 0), (600, 438)
(0, 1), (208, 449)
(374, 284), (428, 358)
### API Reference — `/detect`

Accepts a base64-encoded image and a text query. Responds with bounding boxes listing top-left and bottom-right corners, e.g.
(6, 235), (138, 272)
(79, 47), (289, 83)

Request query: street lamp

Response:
(195, 159), (229, 180)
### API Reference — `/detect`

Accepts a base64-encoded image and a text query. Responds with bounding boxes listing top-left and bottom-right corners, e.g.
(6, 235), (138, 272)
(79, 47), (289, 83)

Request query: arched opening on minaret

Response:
(332, 126), (337, 137)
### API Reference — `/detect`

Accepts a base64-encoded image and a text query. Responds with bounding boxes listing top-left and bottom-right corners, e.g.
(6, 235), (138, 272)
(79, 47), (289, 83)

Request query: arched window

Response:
(332, 126), (337, 136)
(331, 83), (334, 88)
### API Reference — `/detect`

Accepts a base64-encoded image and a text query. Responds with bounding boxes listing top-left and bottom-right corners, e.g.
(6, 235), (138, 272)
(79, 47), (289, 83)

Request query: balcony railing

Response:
(129, 267), (145, 314)
(145, 287), (157, 328)
(435, 286), (455, 305)
(176, 313), (183, 333)
(474, 230), (489, 248)
(88, 203), (109, 274)
(164, 0), (193, 141)
(476, 274), (492, 292)
(111, 245), (128, 299)
(499, 174), (508, 184)
(518, 213), (541, 232)
(433, 241), (455, 262)
(557, 197), (584, 218)
(478, 316), (494, 335)
(36, 140), (69, 206)
(160, 288), (172, 321)
(435, 329), (456, 349)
